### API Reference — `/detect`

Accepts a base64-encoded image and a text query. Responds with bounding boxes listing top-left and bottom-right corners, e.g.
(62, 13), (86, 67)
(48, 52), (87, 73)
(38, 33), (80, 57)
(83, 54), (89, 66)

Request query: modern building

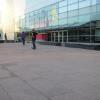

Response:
(19, 0), (100, 47)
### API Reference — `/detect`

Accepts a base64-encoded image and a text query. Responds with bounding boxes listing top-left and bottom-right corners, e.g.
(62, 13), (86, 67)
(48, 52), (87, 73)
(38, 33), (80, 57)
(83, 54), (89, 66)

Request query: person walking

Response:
(31, 29), (38, 49)
(21, 31), (26, 45)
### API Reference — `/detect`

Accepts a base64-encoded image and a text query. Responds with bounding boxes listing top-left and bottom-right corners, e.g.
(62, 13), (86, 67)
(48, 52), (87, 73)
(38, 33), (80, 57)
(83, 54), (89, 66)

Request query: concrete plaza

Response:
(0, 43), (100, 100)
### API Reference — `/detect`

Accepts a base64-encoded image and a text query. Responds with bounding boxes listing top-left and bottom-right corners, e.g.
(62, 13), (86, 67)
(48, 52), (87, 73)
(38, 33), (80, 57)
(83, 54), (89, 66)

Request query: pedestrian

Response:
(4, 33), (7, 42)
(31, 29), (38, 49)
(0, 33), (1, 39)
(21, 31), (26, 45)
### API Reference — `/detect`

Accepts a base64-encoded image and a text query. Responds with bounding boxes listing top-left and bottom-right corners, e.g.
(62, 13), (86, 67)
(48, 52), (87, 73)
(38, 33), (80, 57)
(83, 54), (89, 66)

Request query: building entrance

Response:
(48, 30), (68, 43)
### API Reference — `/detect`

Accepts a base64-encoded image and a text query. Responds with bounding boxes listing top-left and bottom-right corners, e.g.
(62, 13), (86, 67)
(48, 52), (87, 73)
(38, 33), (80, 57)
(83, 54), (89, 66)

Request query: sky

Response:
(14, 0), (26, 18)
(0, 0), (26, 40)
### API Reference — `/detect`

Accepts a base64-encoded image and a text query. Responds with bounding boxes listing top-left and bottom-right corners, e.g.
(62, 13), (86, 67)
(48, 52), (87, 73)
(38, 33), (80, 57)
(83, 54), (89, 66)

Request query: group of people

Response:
(20, 29), (38, 49)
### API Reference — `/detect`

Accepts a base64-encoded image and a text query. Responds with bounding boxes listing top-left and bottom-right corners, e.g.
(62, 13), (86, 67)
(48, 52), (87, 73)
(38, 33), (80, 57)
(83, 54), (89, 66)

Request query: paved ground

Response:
(0, 43), (100, 100)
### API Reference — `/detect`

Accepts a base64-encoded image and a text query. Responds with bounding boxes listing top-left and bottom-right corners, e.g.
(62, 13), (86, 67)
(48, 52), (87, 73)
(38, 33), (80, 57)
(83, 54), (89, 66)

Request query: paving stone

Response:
(0, 69), (11, 79)
(0, 78), (48, 100)
(0, 85), (12, 100)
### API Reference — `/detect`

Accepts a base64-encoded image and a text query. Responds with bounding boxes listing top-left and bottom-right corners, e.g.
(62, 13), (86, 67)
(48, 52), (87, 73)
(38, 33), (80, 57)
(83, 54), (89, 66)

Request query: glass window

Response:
(39, 16), (42, 20)
(50, 5), (59, 26)
(29, 12), (33, 17)
(79, 15), (90, 25)
(47, 5), (51, 11)
(68, 3), (78, 11)
(48, 21), (52, 27)
(30, 17), (34, 25)
(97, 4), (100, 12)
(30, 16), (34, 21)
(91, 5), (96, 13)
(59, 12), (67, 19)
(40, 9), (46, 17)
(25, 14), (29, 19)
(79, 0), (91, 8)
(92, 0), (96, 5)
(48, 11), (51, 16)
(48, 16), (52, 20)
(25, 14), (29, 26)
(59, 18), (67, 25)
(51, 3), (58, 9)
(79, 7), (90, 15)
(47, 16), (52, 27)
(52, 17), (59, 26)
(34, 10), (38, 15)
(91, 13), (97, 21)
(68, 10), (78, 17)
(97, 0), (100, 4)
(68, 0), (78, 4)
(59, 6), (67, 13)
(68, 17), (78, 25)
(59, 0), (67, 7)
(91, 12), (100, 20)
(78, 29), (91, 43)
(51, 4), (59, 16)
(95, 12), (100, 20)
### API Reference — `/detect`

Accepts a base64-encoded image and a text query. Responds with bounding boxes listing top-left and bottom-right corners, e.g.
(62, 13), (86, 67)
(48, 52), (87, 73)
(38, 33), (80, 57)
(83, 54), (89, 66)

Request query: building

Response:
(19, 0), (100, 47)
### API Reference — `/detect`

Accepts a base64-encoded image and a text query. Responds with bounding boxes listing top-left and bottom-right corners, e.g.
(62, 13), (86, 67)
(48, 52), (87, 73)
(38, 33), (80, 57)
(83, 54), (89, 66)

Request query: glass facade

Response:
(19, 0), (100, 43)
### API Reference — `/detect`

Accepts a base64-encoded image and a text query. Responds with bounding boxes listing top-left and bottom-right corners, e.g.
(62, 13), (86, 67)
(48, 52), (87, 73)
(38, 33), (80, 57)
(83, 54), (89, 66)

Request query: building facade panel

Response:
(19, 0), (100, 43)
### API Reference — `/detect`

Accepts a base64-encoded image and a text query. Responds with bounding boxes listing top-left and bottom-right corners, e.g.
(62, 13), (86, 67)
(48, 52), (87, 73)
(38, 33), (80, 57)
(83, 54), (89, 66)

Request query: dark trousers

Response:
(32, 40), (36, 49)
(22, 38), (25, 45)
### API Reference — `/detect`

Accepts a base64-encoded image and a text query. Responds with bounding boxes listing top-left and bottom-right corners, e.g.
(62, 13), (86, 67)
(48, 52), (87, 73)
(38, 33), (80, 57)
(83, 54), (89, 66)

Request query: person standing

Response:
(4, 33), (7, 43)
(21, 31), (26, 45)
(31, 29), (38, 49)
(0, 33), (1, 40)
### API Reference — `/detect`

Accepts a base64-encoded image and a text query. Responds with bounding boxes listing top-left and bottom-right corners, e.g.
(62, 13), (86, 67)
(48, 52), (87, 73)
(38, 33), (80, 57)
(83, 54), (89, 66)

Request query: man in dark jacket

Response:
(31, 29), (38, 49)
